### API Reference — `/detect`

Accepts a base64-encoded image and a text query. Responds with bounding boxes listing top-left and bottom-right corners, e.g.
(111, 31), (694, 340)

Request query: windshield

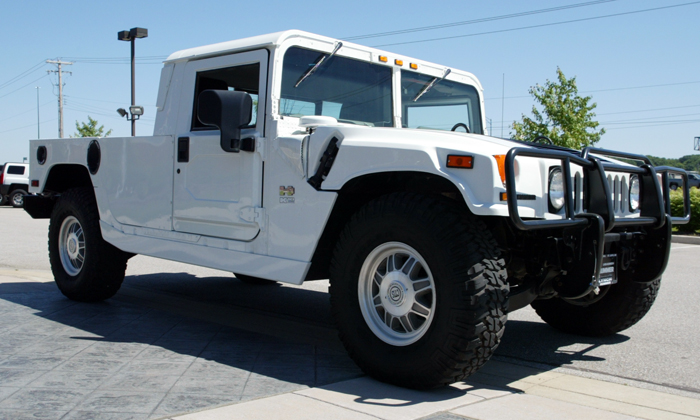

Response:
(280, 47), (394, 127)
(401, 70), (482, 134)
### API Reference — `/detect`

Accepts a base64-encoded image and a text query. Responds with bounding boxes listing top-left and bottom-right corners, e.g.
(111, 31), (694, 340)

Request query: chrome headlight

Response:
(548, 167), (565, 212)
(629, 175), (640, 212)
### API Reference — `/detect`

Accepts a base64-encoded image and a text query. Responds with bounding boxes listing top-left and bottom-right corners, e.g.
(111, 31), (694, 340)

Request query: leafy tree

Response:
(648, 155), (700, 172)
(511, 67), (605, 149)
(73, 116), (112, 138)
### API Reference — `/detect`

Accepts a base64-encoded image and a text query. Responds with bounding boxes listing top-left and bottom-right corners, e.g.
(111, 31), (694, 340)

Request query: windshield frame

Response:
(277, 45), (395, 128)
(272, 37), (485, 133)
(400, 69), (484, 135)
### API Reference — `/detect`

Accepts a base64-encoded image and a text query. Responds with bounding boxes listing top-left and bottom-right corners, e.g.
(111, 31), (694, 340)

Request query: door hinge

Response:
(239, 206), (266, 231)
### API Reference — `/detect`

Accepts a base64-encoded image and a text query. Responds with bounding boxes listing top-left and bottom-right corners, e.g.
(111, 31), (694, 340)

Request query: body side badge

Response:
(280, 186), (295, 203)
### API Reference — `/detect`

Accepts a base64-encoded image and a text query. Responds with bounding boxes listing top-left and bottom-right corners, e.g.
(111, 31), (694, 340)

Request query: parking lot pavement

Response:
(0, 270), (362, 420)
(1, 205), (699, 419)
(3, 270), (700, 420)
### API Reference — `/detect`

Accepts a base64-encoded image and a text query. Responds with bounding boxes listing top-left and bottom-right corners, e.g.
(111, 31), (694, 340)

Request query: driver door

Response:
(172, 50), (267, 241)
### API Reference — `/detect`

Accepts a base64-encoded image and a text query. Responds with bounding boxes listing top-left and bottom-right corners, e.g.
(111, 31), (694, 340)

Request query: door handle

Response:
(177, 137), (189, 162)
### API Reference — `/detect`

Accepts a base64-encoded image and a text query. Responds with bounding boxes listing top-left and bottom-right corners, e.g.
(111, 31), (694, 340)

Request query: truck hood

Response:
(311, 125), (538, 158)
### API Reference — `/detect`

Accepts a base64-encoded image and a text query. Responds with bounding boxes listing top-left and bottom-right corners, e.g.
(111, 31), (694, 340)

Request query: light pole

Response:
(117, 27), (148, 136)
(36, 86), (40, 139)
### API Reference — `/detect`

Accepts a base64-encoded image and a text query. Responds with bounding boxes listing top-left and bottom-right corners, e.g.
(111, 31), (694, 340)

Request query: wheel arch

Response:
(8, 183), (29, 193)
(306, 171), (470, 280)
(24, 164), (94, 219)
(43, 164), (94, 194)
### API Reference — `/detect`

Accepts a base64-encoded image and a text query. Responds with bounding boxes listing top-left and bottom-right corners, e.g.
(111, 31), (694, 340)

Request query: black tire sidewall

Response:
(49, 192), (94, 296)
(531, 275), (660, 336)
(48, 188), (126, 301)
(336, 218), (456, 355)
(331, 194), (506, 387)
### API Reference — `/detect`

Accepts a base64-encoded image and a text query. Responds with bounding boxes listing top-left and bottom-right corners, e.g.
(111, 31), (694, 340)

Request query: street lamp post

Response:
(36, 86), (40, 139)
(117, 27), (148, 136)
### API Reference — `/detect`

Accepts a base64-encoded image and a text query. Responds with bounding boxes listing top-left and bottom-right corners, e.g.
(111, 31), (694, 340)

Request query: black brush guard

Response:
(504, 146), (691, 291)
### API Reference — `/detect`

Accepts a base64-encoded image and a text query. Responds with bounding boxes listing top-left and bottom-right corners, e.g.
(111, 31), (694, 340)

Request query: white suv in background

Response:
(1, 162), (29, 207)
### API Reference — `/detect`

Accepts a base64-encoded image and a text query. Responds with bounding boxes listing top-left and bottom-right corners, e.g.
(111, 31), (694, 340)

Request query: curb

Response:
(672, 234), (700, 245)
(165, 359), (700, 420)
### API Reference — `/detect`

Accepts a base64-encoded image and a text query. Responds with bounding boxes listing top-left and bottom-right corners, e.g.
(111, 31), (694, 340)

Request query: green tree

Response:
(511, 68), (605, 149)
(73, 116), (112, 138)
(648, 155), (700, 172)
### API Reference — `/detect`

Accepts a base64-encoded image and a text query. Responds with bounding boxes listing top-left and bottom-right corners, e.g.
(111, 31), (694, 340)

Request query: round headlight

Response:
(549, 167), (565, 211)
(629, 175), (640, 212)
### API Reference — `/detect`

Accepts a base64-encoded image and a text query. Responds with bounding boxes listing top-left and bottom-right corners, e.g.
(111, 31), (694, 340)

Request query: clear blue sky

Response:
(1, 0), (699, 163)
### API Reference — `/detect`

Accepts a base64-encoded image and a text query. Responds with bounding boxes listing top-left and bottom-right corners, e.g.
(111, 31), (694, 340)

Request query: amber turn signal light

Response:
(446, 155), (473, 169)
(493, 155), (507, 184)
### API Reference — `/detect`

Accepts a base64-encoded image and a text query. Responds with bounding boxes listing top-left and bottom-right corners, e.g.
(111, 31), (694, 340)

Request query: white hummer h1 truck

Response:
(25, 30), (690, 389)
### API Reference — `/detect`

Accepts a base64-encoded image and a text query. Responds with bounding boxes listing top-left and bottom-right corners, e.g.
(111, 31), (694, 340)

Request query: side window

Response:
(191, 63), (260, 130)
(7, 166), (25, 175)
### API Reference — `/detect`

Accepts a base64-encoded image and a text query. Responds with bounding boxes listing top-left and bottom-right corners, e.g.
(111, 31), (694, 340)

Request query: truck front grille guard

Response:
(504, 146), (691, 232)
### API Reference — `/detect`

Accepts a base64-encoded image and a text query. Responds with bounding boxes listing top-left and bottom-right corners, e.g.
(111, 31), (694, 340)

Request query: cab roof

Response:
(164, 30), (482, 90)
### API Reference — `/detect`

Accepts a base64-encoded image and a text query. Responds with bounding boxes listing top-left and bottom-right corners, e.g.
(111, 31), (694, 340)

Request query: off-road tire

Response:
(49, 188), (129, 302)
(10, 189), (27, 208)
(531, 276), (661, 337)
(233, 273), (277, 286)
(330, 192), (509, 389)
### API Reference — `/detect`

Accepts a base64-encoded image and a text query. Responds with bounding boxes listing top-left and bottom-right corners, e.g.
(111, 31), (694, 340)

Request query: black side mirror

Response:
(197, 89), (253, 153)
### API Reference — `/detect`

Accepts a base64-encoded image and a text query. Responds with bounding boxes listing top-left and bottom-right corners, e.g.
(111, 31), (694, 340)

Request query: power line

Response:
(485, 80), (700, 101)
(345, 0), (618, 40)
(0, 117), (57, 135)
(0, 74), (48, 100)
(596, 104), (700, 116)
(62, 55), (167, 65)
(62, 55), (167, 61)
(371, 1), (700, 47)
(0, 99), (54, 124)
(605, 120), (700, 130)
(0, 60), (47, 91)
(601, 112), (700, 124)
(65, 94), (155, 107)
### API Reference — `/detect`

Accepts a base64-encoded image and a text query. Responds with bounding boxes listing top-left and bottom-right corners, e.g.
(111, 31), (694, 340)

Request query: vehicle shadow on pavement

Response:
(0, 278), (361, 419)
(496, 319), (630, 366)
(0, 275), (633, 418)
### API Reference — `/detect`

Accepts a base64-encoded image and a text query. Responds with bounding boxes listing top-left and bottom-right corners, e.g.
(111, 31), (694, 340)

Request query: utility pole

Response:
(46, 59), (73, 138)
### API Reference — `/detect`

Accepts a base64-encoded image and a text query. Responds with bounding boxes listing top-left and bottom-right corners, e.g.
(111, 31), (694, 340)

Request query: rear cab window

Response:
(7, 166), (25, 175)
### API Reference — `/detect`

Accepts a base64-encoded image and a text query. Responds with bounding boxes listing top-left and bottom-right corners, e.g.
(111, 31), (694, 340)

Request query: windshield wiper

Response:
(412, 68), (451, 102)
(295, 41), (343, 88)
